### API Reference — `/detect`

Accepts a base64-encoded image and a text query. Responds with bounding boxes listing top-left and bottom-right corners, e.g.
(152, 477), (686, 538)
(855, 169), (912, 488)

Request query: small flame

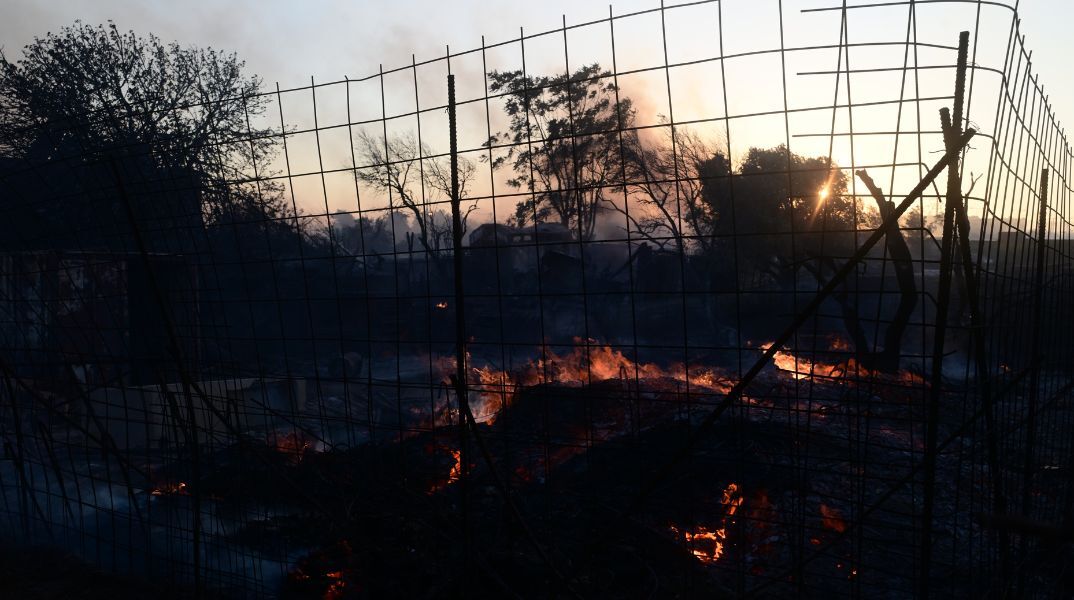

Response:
(674, 525), (724, 563)
(671, 482), (743, 564)
(428, 448), (463, 493)
(435, 301), (449, 309)
(447, 449), (462, 483)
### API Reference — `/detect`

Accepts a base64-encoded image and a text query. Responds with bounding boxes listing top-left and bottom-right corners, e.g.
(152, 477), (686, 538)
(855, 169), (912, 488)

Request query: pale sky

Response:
(2, 0), (1069, 223)
(2, 1), (1069, 113)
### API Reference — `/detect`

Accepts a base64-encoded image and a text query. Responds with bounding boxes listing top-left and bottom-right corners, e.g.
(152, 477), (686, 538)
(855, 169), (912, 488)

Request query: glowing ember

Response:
(269, 431), (313, 464)
(826, 334), (851, 351)
(435, 301), (448, 309)
(671, 482), (743, 564)
(820, 503), (846, 533)
(150, 481), (187, 496)
(287, 541), (354, 600)
(323, 571), (345, 600)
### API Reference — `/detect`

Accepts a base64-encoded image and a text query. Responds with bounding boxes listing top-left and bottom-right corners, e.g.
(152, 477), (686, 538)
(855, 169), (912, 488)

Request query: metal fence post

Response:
(1022, 168), (1049, 519)
(447, 72), (472, 586)
(920, 30), (969, 599)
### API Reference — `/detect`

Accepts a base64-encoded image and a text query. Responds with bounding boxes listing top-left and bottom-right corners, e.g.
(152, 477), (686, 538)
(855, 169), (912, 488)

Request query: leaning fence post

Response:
(920, 30), (969, 599)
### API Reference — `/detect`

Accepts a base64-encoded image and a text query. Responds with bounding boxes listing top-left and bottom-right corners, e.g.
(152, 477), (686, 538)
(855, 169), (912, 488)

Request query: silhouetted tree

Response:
(691, 143), (917, 372)
(0, 21), (283, 229)
(699, 145), (860, 288)
(619, 124), (723, 255)
(354, 131), (477, 254)
(487, 64), (632, 240)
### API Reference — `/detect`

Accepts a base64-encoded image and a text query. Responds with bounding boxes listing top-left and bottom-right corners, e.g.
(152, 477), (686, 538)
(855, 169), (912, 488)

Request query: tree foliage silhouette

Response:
(487, 64), (632, 240)
(0, 21), (291, 244)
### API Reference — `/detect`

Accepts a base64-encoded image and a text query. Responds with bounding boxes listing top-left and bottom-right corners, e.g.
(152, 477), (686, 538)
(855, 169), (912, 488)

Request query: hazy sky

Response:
(2, 0), (1070, 115)
(2, 0), (1069, 220)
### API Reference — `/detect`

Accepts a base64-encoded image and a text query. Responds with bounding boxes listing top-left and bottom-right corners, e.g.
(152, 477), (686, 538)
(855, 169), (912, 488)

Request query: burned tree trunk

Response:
(856, 170), (918, 373)
(799, 172), (918, 373)
(801, 257), (870, 356)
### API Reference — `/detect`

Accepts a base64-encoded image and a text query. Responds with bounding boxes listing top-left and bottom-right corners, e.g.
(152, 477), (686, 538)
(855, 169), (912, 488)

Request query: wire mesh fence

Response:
(0, 0), (1071, 597)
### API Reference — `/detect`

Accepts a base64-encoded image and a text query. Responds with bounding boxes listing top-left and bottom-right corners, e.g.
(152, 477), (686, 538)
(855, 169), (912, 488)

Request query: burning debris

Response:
(427, 447), (462, 493)
(149, 481), (187, 497)
(670, 481), (744, 564)
(763, 338), (926, 385)
(434, 338), (734, 424)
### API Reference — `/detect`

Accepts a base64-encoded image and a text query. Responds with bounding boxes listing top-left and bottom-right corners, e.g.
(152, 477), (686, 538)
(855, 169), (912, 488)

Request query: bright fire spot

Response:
(447, 450), (462, 483)
(671, 482), (743, 564)
(762, 339), (924, 385)
(437, 338), (733, 424)
(768, 344), (815, 380)
(820, 503), (847, 533)
(435, 301), (448, 309)
(673, 525), (724, 563)
(428, 449), (462, 493)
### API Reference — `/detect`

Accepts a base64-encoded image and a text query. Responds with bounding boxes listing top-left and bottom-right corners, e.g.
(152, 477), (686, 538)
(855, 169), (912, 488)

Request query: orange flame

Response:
(447, 449), (462, 483)
(762, 339), (924, 385)
(525, 340), (730, 392)
(671, 482), (743, 564)
(428, 448), (463, 493)
(436, 339), (733, 425)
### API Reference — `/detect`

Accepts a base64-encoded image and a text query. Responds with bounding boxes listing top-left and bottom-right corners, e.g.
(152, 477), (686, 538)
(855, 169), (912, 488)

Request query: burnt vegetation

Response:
(1, 8), (1073, 600)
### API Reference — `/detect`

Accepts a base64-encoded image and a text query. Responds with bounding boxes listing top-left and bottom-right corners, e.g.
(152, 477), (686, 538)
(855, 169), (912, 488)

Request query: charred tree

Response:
(856, 170), (918, 372)
(798, 171), (917, 373)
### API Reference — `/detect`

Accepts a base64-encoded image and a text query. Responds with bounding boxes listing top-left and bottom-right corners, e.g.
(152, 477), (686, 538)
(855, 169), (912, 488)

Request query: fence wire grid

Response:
(0, 0), (1072, 598)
